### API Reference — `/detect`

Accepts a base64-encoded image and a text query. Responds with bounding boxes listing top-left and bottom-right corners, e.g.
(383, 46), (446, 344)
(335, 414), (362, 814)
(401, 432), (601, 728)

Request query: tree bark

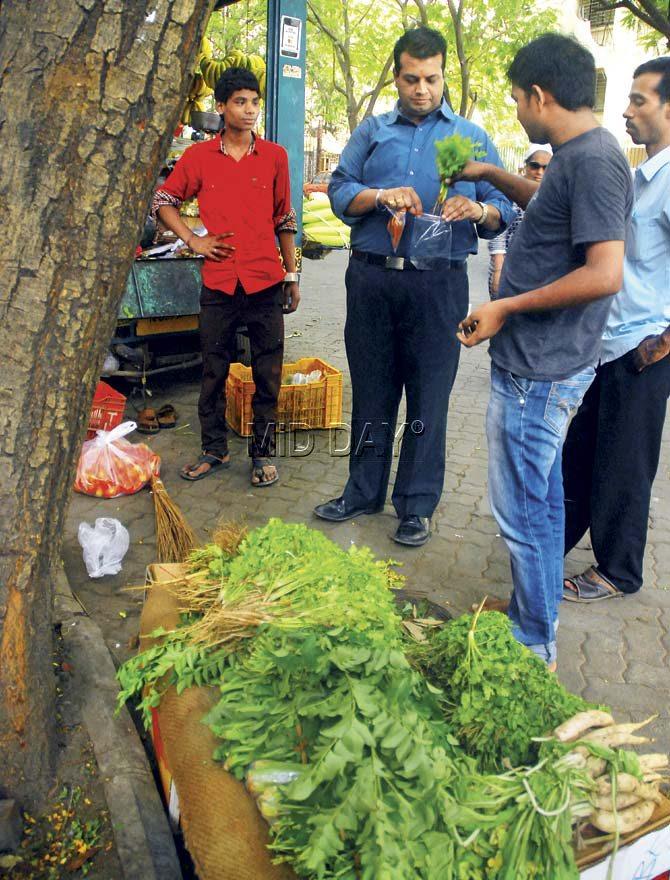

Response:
(0, 0), (213, 810)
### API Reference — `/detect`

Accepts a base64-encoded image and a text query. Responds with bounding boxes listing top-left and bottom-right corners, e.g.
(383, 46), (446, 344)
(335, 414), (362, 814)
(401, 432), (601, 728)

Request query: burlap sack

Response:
(140, 564), (296, 880)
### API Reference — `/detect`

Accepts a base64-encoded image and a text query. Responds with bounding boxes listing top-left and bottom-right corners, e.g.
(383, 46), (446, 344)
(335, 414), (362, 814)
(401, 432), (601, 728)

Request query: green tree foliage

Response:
(306, 0), (555, 139)
(603, 0), (670, 51)
(207, 0), (267, 57)
(306, 0), (402, 133)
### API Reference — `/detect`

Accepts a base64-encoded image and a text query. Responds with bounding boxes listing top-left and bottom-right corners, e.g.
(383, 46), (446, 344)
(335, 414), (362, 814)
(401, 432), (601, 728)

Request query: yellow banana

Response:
(186, 46), (268, 121)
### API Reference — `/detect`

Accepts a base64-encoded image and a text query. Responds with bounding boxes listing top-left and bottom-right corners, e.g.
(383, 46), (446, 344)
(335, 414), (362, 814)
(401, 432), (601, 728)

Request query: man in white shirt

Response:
(563, 57), (670, 602)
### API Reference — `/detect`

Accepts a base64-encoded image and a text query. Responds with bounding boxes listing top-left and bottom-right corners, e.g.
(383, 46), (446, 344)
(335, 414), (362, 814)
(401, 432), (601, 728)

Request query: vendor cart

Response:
(111, 257), (251, 379)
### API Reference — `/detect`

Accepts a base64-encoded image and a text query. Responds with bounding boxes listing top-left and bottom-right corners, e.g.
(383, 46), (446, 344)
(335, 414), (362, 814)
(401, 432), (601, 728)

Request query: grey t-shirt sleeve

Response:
(570, 152), (630, 247)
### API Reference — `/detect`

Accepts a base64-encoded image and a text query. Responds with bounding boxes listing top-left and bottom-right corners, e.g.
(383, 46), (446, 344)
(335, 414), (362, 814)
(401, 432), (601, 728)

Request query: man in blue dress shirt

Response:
(563, 57), (670, 603)
(313, 26), (512, 546)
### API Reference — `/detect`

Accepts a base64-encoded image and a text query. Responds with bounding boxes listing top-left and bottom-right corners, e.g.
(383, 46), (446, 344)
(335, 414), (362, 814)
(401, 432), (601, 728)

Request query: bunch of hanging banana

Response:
(302, 194), (350, 249)
(181, 37), (267, 124)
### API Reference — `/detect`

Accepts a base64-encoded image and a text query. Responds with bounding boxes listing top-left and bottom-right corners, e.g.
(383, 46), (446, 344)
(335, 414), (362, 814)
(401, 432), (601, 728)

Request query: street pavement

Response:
(63, 247), (670, 750)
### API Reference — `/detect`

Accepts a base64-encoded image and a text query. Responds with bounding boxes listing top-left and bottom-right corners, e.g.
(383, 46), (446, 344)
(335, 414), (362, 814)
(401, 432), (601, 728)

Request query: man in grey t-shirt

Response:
(445, 34), (633, 668)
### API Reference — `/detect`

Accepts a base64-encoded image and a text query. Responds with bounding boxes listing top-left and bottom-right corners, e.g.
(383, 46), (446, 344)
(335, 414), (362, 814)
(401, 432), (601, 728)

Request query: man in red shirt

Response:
(153, 67), (300, 486)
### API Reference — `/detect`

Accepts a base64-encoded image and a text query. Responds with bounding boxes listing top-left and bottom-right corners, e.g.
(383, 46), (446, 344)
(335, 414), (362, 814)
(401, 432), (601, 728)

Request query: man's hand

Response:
(457, 300), (510, 347)
(441, 195), (484, 223)
(630, 332), (670, 372)
(444, 160), (492, 187)
(283, 281), (300, 314)
(378, 186), (423, 215)
(190, 232), (235, 261)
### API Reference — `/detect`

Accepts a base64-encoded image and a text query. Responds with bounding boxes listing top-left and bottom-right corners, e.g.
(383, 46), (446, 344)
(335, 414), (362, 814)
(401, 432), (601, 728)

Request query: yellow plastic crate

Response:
(226, 357), (343, 437)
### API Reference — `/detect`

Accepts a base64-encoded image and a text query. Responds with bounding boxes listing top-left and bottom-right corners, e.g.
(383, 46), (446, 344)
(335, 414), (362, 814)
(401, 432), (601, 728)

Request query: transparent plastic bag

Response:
(246, 761), (307, 826)
(74, 420), (160, 498)
(408, 213), (453, 269)
(386, 208), (407, 253)
(78, 517), (130, 578)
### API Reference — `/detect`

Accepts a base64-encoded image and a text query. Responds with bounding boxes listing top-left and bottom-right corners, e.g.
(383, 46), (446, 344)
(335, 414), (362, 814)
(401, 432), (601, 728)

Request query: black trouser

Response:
(563, 349), (670, 593)
(341, 257), (469, 518)
(198, 282), (284, 459)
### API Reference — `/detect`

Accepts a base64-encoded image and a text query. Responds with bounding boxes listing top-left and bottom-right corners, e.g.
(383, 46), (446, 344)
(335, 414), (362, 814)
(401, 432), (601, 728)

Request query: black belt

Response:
(351, 249), (466, 271)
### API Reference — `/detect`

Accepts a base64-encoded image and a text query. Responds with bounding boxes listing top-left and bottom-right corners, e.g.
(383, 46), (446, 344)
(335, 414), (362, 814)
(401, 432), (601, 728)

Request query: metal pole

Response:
(265, 0), (307, 242)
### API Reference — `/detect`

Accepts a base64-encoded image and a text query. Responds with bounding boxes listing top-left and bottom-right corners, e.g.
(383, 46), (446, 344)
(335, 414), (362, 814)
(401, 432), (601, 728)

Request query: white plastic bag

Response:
(287, 370), (323, 385)
(78, 517), (130, 578)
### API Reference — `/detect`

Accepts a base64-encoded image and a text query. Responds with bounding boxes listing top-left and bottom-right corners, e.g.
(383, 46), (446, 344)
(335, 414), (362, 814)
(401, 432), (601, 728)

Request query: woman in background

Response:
(488, 144), (552, 298)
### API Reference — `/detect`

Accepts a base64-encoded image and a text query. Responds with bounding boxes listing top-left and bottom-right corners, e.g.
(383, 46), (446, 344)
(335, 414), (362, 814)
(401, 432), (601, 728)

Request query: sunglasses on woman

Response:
(526, 161), (549, 170)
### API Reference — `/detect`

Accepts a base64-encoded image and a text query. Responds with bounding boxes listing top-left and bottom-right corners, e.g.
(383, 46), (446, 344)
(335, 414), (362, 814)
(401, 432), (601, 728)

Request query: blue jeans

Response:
(487, 362), (595, 664)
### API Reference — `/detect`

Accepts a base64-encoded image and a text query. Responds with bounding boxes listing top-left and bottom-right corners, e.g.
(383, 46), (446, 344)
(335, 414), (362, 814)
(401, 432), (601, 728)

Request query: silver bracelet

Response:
(284, 272), (300, 283)
(375, 188), (385, 209)
(476, 201), (489, 225)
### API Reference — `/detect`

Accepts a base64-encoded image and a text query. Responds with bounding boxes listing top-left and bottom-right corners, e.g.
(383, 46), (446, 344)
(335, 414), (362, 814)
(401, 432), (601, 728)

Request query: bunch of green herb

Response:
(441, 745), (594, 880)
(201, 620), (590, 880)
(117, 521), (470, 878)
(193, 518), (403, 641)
(117, 522), (596, 879)
(433, 134), (486, 207)
(410, 608), (590, 772)
(206, 626), (470, 879)
(117, 519), (405, 722)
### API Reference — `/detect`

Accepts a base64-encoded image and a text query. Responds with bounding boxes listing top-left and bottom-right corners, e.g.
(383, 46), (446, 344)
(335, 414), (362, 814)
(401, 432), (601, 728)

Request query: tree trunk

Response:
(0, 0), (213, 811)
(446, 0), (469, 117)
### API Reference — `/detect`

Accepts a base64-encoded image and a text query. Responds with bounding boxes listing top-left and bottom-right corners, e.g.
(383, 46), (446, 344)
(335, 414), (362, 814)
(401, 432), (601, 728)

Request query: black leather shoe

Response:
(313, 496), (381, 522)
(392, 515), (431, 546)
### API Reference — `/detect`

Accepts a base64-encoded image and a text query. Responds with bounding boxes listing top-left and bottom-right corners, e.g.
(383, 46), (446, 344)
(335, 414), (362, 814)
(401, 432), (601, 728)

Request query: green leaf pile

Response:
(412, 608), (589, 772)
(117, 520), (596, 880)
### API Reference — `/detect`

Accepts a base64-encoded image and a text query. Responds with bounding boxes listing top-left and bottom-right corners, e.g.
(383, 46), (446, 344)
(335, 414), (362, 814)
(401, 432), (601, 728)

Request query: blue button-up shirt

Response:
(328, 99), (513, 261)
(601, 145), (670, 364)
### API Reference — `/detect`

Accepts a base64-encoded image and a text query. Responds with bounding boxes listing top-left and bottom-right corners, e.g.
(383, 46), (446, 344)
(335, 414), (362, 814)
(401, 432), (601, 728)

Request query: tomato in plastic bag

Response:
(74, 421), (160, 499)
(386, 209), (406, 252)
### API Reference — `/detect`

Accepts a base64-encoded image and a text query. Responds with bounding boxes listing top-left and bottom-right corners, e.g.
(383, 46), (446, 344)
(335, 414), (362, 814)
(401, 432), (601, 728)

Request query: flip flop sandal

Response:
(563, 566), (624, 603)
(136, 408), (160, 435)
(250, 457), (279, 488)
(180, 453), (230, 482)
(156, 404), (178, 429)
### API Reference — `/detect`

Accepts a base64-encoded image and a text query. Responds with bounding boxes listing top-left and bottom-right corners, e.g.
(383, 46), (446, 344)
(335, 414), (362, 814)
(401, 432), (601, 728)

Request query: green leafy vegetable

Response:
(434, 134), (486, 207)
(116, 521), (607, 880)
(410, 607), (590, 772)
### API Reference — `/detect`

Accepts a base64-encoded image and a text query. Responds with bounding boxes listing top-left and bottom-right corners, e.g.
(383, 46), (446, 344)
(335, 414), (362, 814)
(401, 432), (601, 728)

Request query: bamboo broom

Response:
(150, 473), (197, 563)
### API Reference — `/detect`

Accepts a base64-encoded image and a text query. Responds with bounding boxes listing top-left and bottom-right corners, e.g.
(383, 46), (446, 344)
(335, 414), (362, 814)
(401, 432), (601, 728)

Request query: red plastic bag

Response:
(74, 421), (160, 499)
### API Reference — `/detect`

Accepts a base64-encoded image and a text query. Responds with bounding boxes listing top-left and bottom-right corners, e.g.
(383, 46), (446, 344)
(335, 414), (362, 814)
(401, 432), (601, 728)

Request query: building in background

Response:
(555, 0), (662, 164)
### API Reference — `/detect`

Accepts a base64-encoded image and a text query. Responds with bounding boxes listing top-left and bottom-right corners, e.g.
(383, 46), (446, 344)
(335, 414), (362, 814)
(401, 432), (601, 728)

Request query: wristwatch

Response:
(476, 201), (489, 225)
(284, 272), (300, 283)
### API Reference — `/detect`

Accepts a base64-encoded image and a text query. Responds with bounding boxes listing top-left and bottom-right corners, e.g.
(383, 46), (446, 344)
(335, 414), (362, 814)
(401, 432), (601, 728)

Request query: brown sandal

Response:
(136, 408), (160, 435)
(563, 567), (624, 603)
(156, 404), (178, 429)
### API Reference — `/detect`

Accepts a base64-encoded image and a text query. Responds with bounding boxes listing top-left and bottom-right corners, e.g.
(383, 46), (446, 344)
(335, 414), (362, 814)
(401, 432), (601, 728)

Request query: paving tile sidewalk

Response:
(63, 248), (670, 751)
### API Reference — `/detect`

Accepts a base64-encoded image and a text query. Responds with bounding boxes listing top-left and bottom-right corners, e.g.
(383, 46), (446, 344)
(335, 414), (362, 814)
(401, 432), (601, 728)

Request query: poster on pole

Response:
(279, 15), (302, 59)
